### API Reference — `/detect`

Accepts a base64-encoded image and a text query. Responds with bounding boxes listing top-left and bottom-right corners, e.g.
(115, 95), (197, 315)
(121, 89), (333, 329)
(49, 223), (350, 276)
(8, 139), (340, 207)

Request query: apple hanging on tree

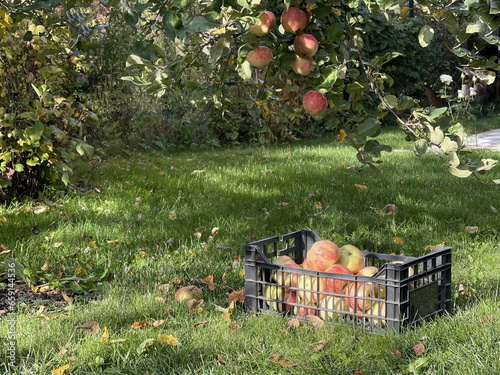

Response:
(280, 7), (308, 34)
(246, 46), (273, 68)
(303, 90), (328, 116)
(249, 11), (276, 36)
(292, 56), (315, 75)
(293, 33), (319, 58)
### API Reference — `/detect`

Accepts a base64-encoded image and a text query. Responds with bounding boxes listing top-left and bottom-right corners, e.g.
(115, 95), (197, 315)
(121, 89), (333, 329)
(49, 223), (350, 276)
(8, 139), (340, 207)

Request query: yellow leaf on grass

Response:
(74, 267), (87, 277)
(157, 333), (179, 346)
(354, 184), (367, 191)
(51, 364), (70, 375)
(392, 237), (405, 245)
(100, 326), (109, 343)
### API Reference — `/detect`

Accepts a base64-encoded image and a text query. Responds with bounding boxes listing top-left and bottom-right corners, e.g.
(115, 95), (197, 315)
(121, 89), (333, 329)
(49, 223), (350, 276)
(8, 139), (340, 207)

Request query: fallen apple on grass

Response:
(175, 285), (202, 306)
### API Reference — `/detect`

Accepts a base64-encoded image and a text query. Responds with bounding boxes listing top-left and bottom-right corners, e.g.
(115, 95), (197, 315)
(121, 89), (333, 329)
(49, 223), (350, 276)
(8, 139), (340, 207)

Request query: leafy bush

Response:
(0, 9), (95, 202)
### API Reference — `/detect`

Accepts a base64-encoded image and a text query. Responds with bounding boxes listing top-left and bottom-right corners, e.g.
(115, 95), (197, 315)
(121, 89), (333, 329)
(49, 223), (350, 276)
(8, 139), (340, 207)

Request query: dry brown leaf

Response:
(268, 354), (300, 367)
(352, 370), (364, 374)
(157, 283), (170, 292)
(60, 291), (74, 304)
(130, 321), (149, 329)
(153, 320), (165, 327)
(413, 342), (426, 356)
(201, 275), (216, 291)
(481, 315), (494, 323)
(75, 320), (100, 335)
(194, 320), (209, 328)
(308, 315), (324, 328)
(109, 338), (127, 343)
(193, 231), (202, 239)
(214, 354), (225, 365)
(354, 184), (367, 191)
(391, 349), (402, 357)
(228, 289), (245, 304)
(312, 340), (326, 352)
(155, 297), (166, 303)
(287, 317), (301, 327)
(464, 226), (479, 234)
(382, 204), (398, 215)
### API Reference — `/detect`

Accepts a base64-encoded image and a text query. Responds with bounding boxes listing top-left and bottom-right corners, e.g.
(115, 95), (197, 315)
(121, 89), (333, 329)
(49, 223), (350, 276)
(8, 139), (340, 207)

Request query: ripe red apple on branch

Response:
(293, 33), (319, 58)
(280, 7), (308, 34)
(292, 56), (315, 75)
(249, 11), (276, 36)
(303, 90), (328, 116)
(246, 46), (273, 68)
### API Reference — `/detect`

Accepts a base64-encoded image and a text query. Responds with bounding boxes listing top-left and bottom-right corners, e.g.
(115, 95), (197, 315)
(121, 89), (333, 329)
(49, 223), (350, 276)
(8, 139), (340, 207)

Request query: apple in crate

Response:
(356, 266), (379, 277)
(301, 258), (316, 270)
(296, 274), (324, 303)
(264, 284), (285, 312)
(368, 301), (386, 327)
(294, 295), (317, 317)
(322, 264), (352, 294)
(284, 289), (297, 312)
(273, 255), (301, 287)
(337, 244), (365, 274)
(305, 240), (339, 271)
(345, 281), (379, 312)
(318, 295), (353, 320)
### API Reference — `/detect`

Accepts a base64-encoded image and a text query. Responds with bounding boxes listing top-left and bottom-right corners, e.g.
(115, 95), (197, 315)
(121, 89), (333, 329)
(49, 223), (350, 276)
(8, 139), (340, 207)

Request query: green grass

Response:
(1, 122), (500, 374)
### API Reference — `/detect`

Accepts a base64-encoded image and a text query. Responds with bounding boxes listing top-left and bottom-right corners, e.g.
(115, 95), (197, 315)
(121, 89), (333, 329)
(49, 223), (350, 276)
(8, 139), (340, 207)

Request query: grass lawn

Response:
(1, 119), (500, 374)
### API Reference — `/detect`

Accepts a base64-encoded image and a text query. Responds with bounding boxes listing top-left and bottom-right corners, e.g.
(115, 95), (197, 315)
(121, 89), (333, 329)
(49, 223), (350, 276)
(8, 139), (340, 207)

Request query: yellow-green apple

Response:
(368, 301), (386, 327)
(293, 33), (319, 58)
(175, 285), (202, 305)
(273, 255), (301, 287)
(356, 266), (379, 277)
(246, 46), (273, 68)
(296, 274), (324, 303)
(280, 7), (308, 34)
(292, 56), (314, 75)
(264, 284), (285, 312)
(318, 295), (352, 320)
(345, 281), (378, 312)
(249, 11), (276, 36)
(322, 264), (352, 294)
(303, 90), (328, 116)
(337, 244), (365, 274)
(305, 240), (339, 271)
(392, 261), (415, 277)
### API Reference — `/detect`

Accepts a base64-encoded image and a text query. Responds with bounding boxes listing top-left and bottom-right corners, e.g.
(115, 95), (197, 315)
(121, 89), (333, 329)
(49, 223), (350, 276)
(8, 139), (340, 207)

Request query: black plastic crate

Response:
(244, 230), (452, 331)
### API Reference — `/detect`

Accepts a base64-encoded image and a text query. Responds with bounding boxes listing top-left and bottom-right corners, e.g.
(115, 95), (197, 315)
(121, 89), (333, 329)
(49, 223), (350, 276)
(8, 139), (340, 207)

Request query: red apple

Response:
(249, 11), (276, 36)
(303, 90), (328, 116)
(337, 244), (365, 274)
(280, 7), (308, 34)
(284, 289), (297, 312)
(345, 281), (378, 312)
(301, 258), (316, 270)
(306, 240), (339, 271)
(292, 56), (314, 75)
(322, 264), (352, 294)
(246, 46), (273, 68)
(294, 296), (317, 317)
(175, 285), (202, 305)
(293, 33), (319, 58)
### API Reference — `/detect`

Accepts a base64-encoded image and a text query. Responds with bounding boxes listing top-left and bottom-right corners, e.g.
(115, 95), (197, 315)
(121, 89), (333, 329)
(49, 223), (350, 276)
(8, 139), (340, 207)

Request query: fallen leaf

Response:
(268, 354), (300, 367)
(481, 315), (494, 323)
(211, 227), (219, 235)
(392, 237), (405, 245)
(130, 321), (149, 329)
(228, 289), (245, 304)
(100, 326), (109, 343)
(413, 342), (426, 356)
(287, 317), (301, 327)
(314, 201), (323, 209)
(109, 338), (127, 343)
(490, 205), (498, 214)
(391, 349), (402, 357)
(61, 291), (74, 304)
(194, 320), (209, 328)
(382, 204), (398, 215)
(155, 297), (166, 303)
(52, 242), (63, 248)
(464, 226), (479, 234)
(201, 274), (216, 291)
(153, 320), (165, 327)
(280, 202), (289, 207)
(354, 184), (367, 191)
(308, 315), (324, 328)
(193, 232), (202, 239)
(51, 364), (70, 375)
(352, 370), (364, 374)
(312, 340), (326, 351)
(191, 169), (205, 175)
(157, 283), (170, 292)
(157, 333), (179, 346)
(75, 320), (100, 335)
(214, 354), (225, 365)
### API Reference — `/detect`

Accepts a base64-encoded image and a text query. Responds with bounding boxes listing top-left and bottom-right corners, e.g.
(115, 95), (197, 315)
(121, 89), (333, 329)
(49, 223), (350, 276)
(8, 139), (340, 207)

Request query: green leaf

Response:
(237, 60), (252, 81)
(14, 163), (24, 172)
(173, 0), (194, 7)
(414, 139), (428, 157)
(185, 16), (219, 34)
(476, 158), (498, 172)
(384, 95), (398, 109)
(26, 157), (40, 166)
(319, 68), (338, 90)
(440, 137), (458, 154)
(448, 152), (460, 167)
(449, 165), (472, 178)
(137, 338), (157, 354)
(76, 143), (94, 158)
(357, 118), (381, 138)
(430, 127), (445, 145)
(236, 0), (251, 10)
(418, 25), (434, 47)
(124, 10), (139, 26)
(429, 107), (447, 119)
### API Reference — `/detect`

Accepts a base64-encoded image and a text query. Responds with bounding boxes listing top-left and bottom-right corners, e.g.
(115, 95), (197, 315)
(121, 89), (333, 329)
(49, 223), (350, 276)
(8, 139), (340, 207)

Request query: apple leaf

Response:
(418, 25), (434, 47)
